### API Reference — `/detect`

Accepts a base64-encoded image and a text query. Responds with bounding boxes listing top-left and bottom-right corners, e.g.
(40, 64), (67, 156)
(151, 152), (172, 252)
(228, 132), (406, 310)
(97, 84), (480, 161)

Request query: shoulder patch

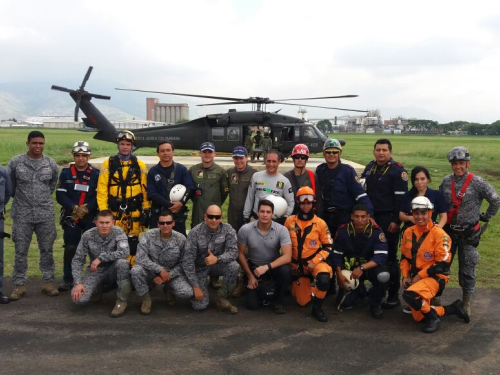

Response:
(401, 171), (408, 182)
(379, 233), (387, 242)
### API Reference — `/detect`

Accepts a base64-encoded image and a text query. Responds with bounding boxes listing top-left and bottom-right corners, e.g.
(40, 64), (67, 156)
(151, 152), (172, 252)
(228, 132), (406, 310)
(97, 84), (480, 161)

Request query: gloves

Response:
(75, 204), (89, 219)
(140, 209), (151, 228)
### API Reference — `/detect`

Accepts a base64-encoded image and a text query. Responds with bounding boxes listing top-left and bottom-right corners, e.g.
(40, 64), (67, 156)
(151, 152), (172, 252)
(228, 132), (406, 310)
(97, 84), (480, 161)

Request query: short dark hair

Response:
(374, 138), (392, 151)
(410, 165), (431, 191)
(96, 210), (114, 219)
(258, 199), (274, 213)
(158, 210), (174, 221)
(27, 130), (45, 141)
(156, 141), (174, 153)
(352, 204), (369, 214)
(266, 150), (284, 163)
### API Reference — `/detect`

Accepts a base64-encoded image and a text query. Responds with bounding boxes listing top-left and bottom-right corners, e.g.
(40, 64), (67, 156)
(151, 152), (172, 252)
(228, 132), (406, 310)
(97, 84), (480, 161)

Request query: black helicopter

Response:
(52, 67), (367, 155)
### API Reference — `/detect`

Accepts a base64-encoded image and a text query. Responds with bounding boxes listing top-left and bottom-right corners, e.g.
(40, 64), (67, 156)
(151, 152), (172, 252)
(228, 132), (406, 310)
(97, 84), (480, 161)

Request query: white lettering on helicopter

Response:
(136, 136), (181, 141)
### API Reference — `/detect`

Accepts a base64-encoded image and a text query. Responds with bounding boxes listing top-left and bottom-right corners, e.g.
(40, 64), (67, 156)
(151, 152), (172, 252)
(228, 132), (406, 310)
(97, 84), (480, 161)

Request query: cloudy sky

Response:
(2, 0), (500, 123)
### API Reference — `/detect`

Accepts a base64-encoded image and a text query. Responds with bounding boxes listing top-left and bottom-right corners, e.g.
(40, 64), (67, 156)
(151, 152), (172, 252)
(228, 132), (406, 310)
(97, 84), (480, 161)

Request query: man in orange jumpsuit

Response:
(401, 196), (470, 333)
(285, 187), (333, 322)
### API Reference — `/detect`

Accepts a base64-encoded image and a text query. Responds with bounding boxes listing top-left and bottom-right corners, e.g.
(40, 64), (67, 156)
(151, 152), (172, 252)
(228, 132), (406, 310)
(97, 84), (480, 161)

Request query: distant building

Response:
(147, 98), (189, 124)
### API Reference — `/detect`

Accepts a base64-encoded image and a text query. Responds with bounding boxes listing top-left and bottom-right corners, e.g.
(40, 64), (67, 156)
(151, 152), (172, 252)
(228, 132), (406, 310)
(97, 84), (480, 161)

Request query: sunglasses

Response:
(206, 214), (222, 220)
(293, 155), (308, 160)
(158, 221), (174, 226)
(298, 194), (315, 203)
(324, 150), (340, 155)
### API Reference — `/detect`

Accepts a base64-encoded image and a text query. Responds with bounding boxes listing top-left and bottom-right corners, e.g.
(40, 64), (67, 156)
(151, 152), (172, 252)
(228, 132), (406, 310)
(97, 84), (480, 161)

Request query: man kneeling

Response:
(131, 211), (193, 315)
(401, 197), (469, 333)
(71, 210), (131, 317)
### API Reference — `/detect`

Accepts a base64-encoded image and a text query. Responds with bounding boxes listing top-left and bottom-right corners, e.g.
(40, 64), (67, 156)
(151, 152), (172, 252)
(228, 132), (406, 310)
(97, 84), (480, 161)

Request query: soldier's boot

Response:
(111, 279), (132, 318)
(444, 299), (470, 323)
(232, 273), (246, 298)
(430, 296), (442, 306)
(10, 285), (26, 301)
(42, 282), (59, 297)
(210, 276), (222, 290)
(217, 283), (238, 314)
(311, 296), (328, 323)
(140, 292), (152, 315)
(422, 309), (441, 334)
(462, 292), (473, 318)
(163, 284), (176, 307)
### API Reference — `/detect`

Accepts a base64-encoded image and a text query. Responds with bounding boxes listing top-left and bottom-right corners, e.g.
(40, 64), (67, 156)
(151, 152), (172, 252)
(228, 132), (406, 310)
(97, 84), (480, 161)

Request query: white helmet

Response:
(411, 196), (434, 211)
(169, 184), (186, 202)
(341, 269), (359, 291)
(265, 195), (287, 218)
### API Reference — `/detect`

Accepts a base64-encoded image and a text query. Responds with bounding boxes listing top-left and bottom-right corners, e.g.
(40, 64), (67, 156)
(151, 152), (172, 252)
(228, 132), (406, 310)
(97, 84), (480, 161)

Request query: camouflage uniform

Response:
(261, 135), (273, 161)
(183, 222), (239, 310)
(71, 226), (131, 305)
(131, 229), (194, 302)
(8, 153), (59, 286)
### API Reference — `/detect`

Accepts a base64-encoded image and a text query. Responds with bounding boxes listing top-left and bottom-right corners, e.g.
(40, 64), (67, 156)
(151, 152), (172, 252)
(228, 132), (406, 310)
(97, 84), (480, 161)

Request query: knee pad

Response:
(315, 273), (331, 292)
(402, 290), (422, 311)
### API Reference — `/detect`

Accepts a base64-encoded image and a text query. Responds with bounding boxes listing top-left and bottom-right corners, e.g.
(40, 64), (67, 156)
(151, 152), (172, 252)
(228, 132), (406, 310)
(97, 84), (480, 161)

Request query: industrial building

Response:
(146, 98), (189, 124)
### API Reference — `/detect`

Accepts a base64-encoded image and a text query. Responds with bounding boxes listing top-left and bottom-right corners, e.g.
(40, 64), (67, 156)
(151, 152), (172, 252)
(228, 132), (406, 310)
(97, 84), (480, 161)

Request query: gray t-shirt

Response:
(237, 220), (291, 266)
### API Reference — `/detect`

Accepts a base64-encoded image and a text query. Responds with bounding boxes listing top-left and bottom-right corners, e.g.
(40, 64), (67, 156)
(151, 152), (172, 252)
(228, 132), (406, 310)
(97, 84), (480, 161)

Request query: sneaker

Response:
(58, 281), (73, 292)
(0, 292), (10, 304)
(382, 297), (401, 309)
(42, 282), (59, 297)
(10, 286), (26, 301)
(273, 303), (286, 315)
(370, 305), (384, 319)
(403, 305), (412, 314)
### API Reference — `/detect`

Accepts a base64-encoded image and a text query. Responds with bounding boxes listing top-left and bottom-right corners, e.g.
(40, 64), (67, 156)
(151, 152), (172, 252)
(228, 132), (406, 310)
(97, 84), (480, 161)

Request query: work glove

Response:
(75, 204), (89, 220)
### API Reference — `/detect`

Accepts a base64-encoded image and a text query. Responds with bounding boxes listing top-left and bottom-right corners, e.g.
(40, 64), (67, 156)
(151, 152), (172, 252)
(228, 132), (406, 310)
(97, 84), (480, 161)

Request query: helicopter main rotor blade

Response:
(273, 101), (368, 113)
(115, 88), (246, 102)
(51, 85), (74, 93)
(273, 95), (358, 101)
(81, 66), (93, 89)
(196, 101), (247, 106)
(74, 98), (81, 122)
(89, 93), (111, 100)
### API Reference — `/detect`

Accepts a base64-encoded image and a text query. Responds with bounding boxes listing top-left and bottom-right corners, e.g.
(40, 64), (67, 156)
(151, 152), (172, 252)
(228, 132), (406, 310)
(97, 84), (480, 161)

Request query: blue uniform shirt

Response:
(56, 164), (100, 214)
(332, 222), (388, 269)
(399, 187), (449, 224)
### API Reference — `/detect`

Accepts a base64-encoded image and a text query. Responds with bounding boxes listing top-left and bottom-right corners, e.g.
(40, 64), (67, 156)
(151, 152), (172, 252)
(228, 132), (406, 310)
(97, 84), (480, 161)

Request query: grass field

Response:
(1, 128), (499, 288)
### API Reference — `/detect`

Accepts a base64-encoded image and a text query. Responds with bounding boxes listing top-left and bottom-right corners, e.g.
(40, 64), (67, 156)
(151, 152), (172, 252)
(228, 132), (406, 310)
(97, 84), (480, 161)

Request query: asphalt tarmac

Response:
(0, 278), (497, 374)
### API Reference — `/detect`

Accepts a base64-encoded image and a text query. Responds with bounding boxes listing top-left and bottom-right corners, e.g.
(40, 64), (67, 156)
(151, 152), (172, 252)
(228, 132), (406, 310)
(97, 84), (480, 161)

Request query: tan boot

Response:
(232, 274), (246, 298)
(463, 292), (472, 318)
(140, 293), (152, 315)
(10, 285), (26, 301)
(111, 299), (128, 318)
(42, 282), (59, 297)
(210, 276), (222, 290)
(217, 296), (238, 314)
(163, 284), (176, 307)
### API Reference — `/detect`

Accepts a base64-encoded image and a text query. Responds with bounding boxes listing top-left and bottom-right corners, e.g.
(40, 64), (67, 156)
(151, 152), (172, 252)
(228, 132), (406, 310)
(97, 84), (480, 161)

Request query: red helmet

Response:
(291, 144), (309, 158)
(296, 186), (316, 203)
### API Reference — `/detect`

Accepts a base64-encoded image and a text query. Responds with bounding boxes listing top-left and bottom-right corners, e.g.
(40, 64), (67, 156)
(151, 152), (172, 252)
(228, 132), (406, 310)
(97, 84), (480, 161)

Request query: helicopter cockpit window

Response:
(227, 127), (240, 141)
(304, 126), (319, 139)
(212, 127), (224, 141)
(281, 126), (295, 141)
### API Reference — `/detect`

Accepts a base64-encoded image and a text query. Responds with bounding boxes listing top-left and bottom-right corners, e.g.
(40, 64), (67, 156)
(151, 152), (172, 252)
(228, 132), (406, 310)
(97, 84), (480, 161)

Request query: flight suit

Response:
(8, 153), (59, 286)
(400, 222), (452, 322)
(227, 164), (257, 231)
(189, 162), (228, 228)
(285, 214), (333, 306)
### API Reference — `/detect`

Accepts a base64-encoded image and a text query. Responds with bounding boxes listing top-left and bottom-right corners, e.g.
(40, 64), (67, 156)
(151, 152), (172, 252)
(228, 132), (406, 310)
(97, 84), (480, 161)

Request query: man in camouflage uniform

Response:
(261, 132), (273, 164)
(8, 131), (60, 300)
(0, 165), (12, 304)
(439, 146), (500, 317)
(71, 210), (132, 318)
(131, 211), (195, 315)
(244, 130), (254, 156)
(183, 205), (240, 313)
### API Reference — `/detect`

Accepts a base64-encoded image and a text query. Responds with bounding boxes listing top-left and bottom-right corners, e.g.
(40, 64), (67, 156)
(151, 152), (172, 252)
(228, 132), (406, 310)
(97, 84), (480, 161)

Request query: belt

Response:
(449, 222), (480, 233)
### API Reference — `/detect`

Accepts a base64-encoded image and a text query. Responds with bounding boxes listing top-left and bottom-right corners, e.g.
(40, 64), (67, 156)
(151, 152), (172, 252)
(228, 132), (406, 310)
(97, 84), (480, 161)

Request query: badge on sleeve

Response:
(401, 171), (408, 182)
(379, 233), (387, 242)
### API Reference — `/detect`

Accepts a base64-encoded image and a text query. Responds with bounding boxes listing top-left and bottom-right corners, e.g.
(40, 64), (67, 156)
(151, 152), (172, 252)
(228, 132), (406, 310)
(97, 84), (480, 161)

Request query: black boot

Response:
(370, 305), (383, 319)
(422, 309), (441, 333)
(445, 299), (470, 323)
(0, 292), (10, 304)
(312, 297), (328, 322)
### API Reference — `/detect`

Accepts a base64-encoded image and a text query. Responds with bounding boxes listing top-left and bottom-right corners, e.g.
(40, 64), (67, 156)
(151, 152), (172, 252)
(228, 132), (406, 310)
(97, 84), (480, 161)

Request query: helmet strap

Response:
(298, 207), (315, 221)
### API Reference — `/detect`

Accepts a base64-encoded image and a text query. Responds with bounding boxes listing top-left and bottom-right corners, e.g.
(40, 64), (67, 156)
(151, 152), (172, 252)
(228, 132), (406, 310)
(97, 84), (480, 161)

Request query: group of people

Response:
(0, 130), (498, 334)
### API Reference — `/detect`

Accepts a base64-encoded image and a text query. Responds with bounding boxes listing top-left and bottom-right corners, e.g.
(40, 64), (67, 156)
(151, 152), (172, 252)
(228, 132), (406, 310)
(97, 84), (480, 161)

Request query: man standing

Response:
(333, 205), (389, 319)
(439, 146), (500, 317)
(189, 142), (229, 228)
(97, 131), (150, 261)
(316, 138), (373, 236)
(227, 146), (257, 232)
(361, 138), (408, 309)
(56, 141), (100, 292)
(183, 205), (240, 313)
(261, 132), (273, 163)
(251, 131), (263, 162)
(0, 165), (12, 304)
(131, 211), (194, 315)
(238, 199), (292, 314)
(284, 187), (333, 322)
(243, 150), (294, 223)
(244, 129), (254, 156)
(284, 144), (321, 215)
(400, 197), (469, 333)
(147, 141), (195, 236)
(8, 131), (60, 300)
(71, 210), (132, 317)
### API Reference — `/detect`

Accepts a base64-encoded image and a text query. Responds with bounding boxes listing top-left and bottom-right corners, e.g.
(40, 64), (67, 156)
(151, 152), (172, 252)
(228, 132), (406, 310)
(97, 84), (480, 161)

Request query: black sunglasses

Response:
(206, 214), (222, 220)
(158, 221), (174, 226)
(293, 155), (308, 160)
(324, 150), (340, 155)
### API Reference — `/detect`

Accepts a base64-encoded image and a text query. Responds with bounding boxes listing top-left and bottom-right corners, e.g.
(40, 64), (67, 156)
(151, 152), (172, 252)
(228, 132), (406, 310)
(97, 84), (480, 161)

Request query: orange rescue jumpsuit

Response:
(285, 215), (333, 306)
(400, 221), (452, 322)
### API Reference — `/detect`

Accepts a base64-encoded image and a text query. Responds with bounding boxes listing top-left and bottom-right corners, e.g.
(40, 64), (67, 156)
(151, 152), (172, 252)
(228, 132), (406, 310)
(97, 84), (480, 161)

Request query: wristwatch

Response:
(360, 265), (365, 272)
